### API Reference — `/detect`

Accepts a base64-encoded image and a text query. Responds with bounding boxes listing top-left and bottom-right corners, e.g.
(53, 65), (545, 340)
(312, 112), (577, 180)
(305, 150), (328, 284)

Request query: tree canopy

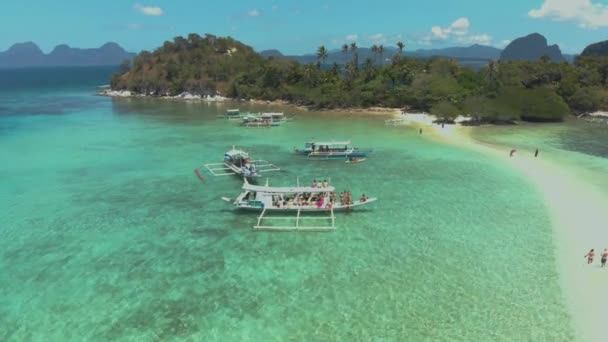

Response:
(112, 33), (608, 122)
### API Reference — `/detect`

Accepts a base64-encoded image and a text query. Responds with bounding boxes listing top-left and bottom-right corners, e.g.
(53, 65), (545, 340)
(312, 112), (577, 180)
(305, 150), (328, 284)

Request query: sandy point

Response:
(404, 115), (608, 342)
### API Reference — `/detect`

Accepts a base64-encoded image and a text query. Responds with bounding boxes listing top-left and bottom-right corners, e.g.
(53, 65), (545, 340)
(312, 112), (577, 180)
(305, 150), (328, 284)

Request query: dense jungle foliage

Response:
(112, 34), (608, 122)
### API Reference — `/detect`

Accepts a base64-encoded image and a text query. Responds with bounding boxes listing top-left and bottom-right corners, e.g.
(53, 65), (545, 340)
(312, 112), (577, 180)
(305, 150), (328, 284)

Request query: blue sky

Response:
(1, 0), (607, 54)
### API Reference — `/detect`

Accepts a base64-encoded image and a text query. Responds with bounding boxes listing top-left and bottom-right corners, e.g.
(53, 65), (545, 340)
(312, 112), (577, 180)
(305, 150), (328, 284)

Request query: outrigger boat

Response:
(203, 147), (281, 180)
(385, 112), (408, 125)
(242, 112), (289, 127)
(223, 179), (377, 231)
(217, 109), (253, 120)
(294, 141), (372, 160)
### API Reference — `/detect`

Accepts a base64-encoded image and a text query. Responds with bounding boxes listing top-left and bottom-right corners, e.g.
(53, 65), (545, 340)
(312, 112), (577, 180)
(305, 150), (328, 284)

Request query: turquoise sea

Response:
(1, 67), (607, 341)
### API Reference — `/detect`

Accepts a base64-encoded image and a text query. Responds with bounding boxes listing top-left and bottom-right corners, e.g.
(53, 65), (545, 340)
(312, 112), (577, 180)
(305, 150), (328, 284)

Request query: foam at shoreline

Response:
(403, 114), (608, 342)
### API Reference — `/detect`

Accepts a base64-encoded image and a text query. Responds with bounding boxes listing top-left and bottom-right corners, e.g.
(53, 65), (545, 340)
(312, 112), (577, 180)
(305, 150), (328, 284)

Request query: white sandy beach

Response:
(402, 113), (608, 342)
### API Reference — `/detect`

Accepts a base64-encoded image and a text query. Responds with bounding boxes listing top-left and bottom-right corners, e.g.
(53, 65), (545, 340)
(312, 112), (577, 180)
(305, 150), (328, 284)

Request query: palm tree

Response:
(331, 62), (340, 76)
(341, 44), (349, 63)
(316, 45), (329, 69)
(378, 45), (385, 65)
(397, 41), (405, 55)
(304, 63), (316, 86)
(484, 60), (501, 95)
(345, 61), (357, 80)
(371, 44), (379, 64)
(350, 42), (359, 70)
(363, 58), (375, 81)
(486, 60), (499, 82)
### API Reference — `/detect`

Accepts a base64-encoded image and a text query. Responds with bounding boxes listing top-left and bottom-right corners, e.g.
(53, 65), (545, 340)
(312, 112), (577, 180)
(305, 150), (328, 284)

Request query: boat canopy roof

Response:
(306, 140), (351, 146)
(242, 182), (335, 193)
(262, 112), (284, 117)
(225, 149), (249, 158)
(227, 109), (240, 113)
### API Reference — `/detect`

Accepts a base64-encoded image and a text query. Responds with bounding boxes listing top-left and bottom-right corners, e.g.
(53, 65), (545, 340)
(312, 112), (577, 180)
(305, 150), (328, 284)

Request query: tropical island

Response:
(110, 33), (608, 123)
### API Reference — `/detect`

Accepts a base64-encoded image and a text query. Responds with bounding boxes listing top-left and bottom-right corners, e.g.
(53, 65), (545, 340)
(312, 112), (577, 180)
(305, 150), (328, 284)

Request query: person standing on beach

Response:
(534, 149), (539, 158)
(584, 249), (595, 264)
(419, 128), (422, 135)
(510, 149), (516, 157)
(602, 249), (608, 267)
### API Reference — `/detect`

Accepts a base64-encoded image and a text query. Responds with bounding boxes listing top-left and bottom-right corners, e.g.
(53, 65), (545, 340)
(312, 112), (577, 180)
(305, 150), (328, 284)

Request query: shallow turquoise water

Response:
(0, 69), (576, 340)
(470, 121), (608, 196)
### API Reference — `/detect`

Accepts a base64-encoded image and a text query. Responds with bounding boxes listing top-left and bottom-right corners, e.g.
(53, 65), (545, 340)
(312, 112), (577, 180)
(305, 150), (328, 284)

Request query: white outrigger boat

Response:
(217, 109), (251, 120)
(242, 112), (289, 127)
(223, 179), (377, 231)
(294, 140), (372, 160)
(203, 147), (281, 180)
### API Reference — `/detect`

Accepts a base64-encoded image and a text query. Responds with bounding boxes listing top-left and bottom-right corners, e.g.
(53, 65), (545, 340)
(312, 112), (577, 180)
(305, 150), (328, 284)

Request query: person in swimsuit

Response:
(534, 149), (539, 158)
(510, 149), (517, 157)
(602, 249), (608, 268)
(316, 196), (324, 208)
(584, 249), (595, 264)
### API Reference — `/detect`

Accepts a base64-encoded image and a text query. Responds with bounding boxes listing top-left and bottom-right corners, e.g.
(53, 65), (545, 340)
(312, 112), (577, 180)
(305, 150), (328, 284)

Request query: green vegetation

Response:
(112, 33), (608, 123)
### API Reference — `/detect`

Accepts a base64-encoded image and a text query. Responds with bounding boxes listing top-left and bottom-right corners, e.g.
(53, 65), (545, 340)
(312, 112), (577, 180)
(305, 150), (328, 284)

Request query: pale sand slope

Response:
(404, 114), (608, 342)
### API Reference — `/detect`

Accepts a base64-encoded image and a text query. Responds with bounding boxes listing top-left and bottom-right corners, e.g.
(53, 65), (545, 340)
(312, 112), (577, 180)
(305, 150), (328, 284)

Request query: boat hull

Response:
(295, 149), (372, 159)
(235, 198), (377, 211)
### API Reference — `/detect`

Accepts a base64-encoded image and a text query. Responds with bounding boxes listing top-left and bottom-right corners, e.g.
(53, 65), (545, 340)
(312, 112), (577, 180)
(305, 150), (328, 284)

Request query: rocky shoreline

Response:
(97, 88), (404, 115)
(98, 89), (230, 102)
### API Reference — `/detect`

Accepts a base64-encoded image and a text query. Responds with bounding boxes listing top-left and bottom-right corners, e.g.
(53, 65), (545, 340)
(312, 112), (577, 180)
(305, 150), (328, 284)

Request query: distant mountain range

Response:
(261, 44), (501, 68)
(261, 33), (583, 68)
(2, 33), (591, 70)
(581, 40), (608, 57)
(500, 33), (565, 62)
(0, 42), (135, 68)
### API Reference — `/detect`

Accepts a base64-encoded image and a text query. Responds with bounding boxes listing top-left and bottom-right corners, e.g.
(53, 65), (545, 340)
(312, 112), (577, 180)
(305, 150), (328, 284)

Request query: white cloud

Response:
(451, 17), (470, 30)
(465, 34), (493, 45)
(134, 3), (163, 16)
(431, 17), (470, 40)
(431, 26), (448, 39)
(248, 9), (261, 17)
(426, 17), (493, 46)
(498, 39), (511, 47)
(529, 0), (608, 28)
(368, 33), (386, 44)
(345, 34), (358, 42)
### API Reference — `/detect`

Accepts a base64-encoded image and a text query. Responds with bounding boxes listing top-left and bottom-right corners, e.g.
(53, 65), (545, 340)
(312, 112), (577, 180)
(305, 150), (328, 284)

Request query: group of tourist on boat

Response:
(268, 181), (368, 209)
(311, 179), (330, 188)
(311, 144), (348, 152)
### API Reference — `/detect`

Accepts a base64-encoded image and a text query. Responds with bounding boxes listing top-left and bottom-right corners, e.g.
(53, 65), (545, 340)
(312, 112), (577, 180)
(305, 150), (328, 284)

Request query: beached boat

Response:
(294, 141), (372, 160)
(385, 112), (408, 125)
(203, 147), (281, 180)
(242, 112), (288, 127)
(223, 179), (377, 230)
